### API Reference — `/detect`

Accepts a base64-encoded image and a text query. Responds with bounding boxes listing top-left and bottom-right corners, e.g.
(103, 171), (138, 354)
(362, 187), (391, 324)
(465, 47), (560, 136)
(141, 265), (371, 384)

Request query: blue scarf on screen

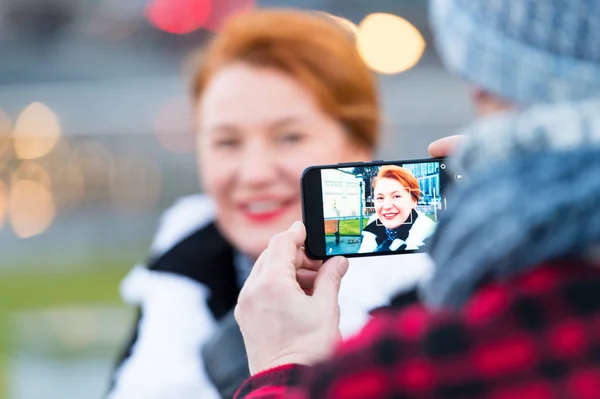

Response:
(362, 209), (418, 252)
(423, 98), (600, 309)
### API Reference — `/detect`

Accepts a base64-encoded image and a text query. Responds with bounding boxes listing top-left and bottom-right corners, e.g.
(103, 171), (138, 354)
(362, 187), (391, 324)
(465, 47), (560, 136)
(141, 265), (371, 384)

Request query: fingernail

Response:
(290, 221), (303, 231)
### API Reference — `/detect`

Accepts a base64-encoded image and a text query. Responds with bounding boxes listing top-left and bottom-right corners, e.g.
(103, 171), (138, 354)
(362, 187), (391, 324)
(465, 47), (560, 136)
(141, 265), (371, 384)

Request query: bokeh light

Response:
(9, 178), (56, 238)
(145, 0), (212, 35)
(13, 102), (62, 160)
(12, 160), (53, 189)
(0, 179), (7, 231)
(0, 108), (11, 135)
(0, 109), (12, 176)
(154, 96), (196, 153)
(356, 13), (425, 75)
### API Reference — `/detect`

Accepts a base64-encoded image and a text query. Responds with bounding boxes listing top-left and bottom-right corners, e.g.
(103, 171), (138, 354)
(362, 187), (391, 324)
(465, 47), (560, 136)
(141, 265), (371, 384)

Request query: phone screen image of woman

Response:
(321, 161), (446, 256)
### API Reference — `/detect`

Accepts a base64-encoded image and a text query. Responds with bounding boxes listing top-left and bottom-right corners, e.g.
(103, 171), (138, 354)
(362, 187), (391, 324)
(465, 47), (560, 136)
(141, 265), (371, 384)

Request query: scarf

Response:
(363, 209), (418, 252)
(423, 98), (600, 309)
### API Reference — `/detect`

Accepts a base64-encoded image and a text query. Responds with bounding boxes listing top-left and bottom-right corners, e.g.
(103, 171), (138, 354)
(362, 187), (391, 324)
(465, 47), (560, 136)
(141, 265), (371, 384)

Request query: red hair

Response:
(372, 165), (420, 202)
(189, 9), (379, 149)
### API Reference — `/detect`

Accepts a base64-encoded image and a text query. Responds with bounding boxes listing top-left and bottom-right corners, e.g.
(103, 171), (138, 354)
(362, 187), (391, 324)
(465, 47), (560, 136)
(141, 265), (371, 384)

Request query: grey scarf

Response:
(423, 98), (600, 309)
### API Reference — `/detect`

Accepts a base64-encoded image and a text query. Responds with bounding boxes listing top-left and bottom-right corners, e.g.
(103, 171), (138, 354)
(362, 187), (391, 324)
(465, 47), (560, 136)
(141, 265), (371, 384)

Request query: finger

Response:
(261, 221), (306, 278)
(296, 268), (318, 290)
(313, 256), (349, 303)
(288, 221), (307, 247)
(428, 135), (465, 158)
(295, 248), (322, 272)
(244, 222), (308, 285)
(242, 249), (268, 287)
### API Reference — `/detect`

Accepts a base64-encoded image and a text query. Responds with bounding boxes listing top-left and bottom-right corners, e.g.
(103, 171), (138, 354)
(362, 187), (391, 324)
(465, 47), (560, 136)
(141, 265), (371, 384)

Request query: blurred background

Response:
(0, 0), (472, 397)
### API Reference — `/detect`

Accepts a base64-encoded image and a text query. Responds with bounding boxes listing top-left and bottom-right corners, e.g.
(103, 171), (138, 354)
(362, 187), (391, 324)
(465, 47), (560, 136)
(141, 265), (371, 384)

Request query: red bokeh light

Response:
(146, 0), (212, 35)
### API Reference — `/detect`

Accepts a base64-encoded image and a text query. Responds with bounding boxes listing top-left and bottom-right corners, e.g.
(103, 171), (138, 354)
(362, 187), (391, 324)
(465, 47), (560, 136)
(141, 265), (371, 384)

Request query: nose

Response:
(237, 141), (278, 187)
(381, 197), (394, 210)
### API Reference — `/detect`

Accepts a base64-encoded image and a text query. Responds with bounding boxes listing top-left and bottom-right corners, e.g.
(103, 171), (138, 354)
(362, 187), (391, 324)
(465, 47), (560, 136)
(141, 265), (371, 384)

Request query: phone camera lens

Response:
(440, 164), (446, 170)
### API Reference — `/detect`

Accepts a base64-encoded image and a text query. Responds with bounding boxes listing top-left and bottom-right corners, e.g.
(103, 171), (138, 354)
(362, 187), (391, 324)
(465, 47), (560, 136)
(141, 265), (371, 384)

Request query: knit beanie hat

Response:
(429, 0), (600, 105)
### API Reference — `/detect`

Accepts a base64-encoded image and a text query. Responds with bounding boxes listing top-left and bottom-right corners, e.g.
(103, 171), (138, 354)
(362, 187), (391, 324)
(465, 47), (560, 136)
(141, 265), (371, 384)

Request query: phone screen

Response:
(302, 158), (451, 259)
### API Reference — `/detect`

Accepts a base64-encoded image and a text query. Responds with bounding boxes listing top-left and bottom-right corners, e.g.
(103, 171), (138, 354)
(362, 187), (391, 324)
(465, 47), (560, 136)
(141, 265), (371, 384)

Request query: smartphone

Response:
(301, 157), (456, 259)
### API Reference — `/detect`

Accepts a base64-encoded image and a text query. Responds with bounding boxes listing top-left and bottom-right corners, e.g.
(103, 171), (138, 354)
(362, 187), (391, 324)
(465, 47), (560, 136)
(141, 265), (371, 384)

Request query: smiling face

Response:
(196, 63), (371, 259)
(373, 177), (418, 229)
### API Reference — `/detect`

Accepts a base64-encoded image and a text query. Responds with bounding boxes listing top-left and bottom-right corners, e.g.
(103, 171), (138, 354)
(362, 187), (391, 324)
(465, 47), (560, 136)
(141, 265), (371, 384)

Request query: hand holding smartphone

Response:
(301, 158), (458, 260)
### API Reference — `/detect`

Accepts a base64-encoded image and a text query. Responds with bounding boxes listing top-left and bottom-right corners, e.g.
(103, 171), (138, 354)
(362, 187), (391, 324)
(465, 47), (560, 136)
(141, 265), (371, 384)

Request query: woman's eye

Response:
(214, 138), (240, 148)
(279, 132), (305, 145)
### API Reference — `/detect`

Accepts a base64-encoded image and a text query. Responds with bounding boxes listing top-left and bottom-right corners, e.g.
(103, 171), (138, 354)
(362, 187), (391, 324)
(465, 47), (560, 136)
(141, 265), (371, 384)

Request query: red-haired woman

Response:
(107, 9), (423, 399)
(358, 165), (436, 253)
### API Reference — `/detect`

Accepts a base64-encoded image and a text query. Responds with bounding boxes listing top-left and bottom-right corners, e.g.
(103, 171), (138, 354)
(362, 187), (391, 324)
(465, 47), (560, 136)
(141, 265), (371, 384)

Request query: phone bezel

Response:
(301, 157), (449, 260)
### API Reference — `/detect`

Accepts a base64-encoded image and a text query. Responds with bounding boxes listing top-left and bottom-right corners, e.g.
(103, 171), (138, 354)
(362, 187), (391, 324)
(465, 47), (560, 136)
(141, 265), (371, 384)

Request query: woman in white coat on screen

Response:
(358, 165), (436, 254)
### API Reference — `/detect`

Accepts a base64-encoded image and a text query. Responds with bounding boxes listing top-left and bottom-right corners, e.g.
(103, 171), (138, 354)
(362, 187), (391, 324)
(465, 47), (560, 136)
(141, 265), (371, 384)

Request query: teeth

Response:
(247, 201), (282, 213)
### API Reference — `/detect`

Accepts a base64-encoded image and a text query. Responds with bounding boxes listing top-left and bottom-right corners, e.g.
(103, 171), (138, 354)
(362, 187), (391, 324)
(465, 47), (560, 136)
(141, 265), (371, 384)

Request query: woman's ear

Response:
(348, 145), (373, 162)
(471, 87), (514, 117)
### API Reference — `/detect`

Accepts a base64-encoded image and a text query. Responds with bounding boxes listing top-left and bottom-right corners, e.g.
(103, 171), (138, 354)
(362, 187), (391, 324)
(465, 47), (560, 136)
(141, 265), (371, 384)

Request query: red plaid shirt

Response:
(235, 261), (600, 399)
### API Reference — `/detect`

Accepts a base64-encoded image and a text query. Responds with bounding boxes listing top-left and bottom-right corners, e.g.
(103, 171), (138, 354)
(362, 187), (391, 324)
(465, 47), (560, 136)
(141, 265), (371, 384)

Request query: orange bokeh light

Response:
(9, 179), (56, 238)
(0, 180), (7, 230)
(357, 13), (425, 75)
(13, 102), (62, 160)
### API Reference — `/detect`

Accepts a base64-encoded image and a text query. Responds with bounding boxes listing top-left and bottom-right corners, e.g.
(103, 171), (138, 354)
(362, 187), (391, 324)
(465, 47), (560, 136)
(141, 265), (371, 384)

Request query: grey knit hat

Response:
(429, 0), (600, 105)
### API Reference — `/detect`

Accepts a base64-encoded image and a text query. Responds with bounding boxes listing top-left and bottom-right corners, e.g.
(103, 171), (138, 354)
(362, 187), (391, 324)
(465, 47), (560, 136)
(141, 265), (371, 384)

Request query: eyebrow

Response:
(375, 190), (405, 195)
(208, 124), (239, 135)
(268, 116), (305, 131)
(208, 116), (304, 135)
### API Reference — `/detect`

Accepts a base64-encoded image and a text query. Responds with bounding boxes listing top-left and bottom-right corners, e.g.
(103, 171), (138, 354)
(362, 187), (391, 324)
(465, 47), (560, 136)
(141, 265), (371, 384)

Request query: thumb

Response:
(428, 135), (465, 158)
(314, 256), (349, 302)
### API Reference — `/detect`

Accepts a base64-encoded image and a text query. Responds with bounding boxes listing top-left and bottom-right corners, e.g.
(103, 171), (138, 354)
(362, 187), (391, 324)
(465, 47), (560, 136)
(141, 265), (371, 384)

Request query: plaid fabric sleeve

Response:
(233, 304), (434, 399)
(231, 263), (600, 399)
(234, 364), (310, 399)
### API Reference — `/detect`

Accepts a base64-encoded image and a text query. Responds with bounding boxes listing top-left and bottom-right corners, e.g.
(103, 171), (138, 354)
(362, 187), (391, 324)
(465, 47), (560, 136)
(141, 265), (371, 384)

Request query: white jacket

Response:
(108, 195), (433, 399)
(358, 211), (437, 253)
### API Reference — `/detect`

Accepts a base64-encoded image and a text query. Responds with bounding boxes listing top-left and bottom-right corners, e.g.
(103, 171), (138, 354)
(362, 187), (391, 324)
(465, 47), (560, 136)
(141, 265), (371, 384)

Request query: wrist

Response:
(250, 352), (314, 376)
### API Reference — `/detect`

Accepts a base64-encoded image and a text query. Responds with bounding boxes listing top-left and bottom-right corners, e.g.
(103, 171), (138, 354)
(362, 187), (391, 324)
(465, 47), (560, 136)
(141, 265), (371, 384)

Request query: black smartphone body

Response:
(302, 158), (453, 260)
